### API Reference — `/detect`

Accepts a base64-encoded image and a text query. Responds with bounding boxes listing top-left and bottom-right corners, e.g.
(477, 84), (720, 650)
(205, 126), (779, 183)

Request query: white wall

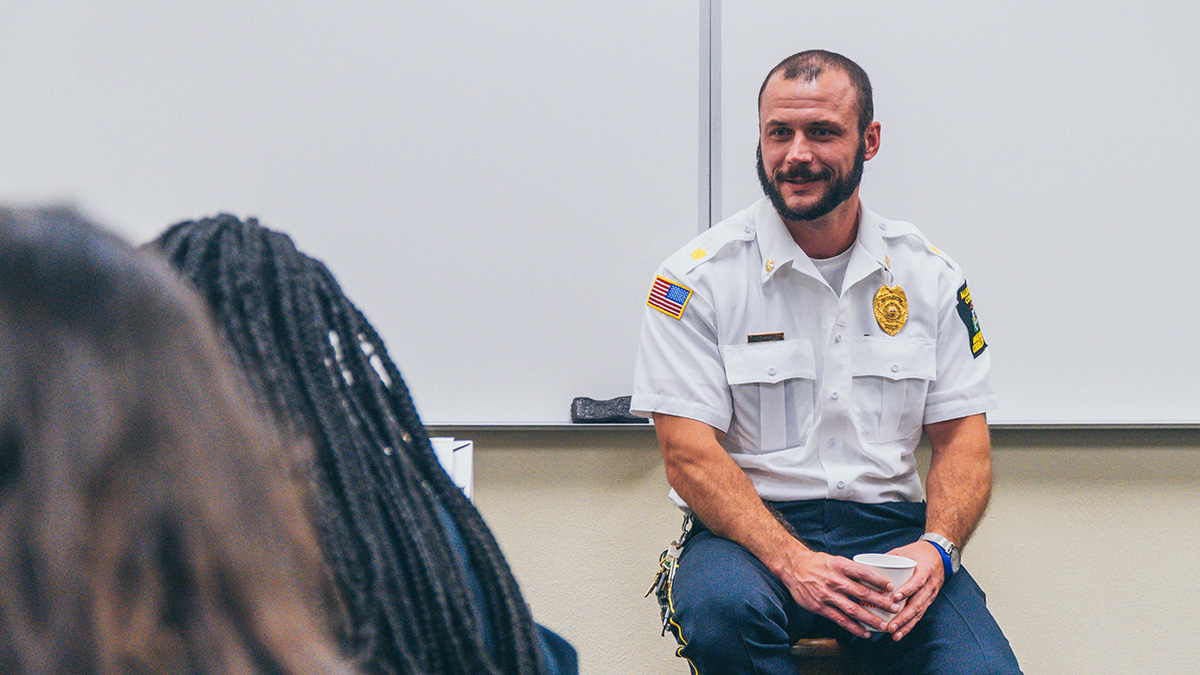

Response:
(471, 427), (1200, 674)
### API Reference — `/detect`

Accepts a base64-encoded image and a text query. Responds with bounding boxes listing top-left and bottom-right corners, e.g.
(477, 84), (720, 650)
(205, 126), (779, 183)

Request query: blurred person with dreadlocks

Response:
(149, 215), (577, 675)
(0, 206), (354, 675)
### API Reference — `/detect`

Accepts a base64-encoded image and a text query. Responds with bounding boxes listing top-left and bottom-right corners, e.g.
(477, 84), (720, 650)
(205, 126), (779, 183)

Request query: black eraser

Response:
(570, 395), (648, 424)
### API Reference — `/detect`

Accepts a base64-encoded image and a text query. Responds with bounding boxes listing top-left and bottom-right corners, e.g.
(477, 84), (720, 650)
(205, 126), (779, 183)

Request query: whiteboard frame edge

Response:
(699, 0), (720, 232)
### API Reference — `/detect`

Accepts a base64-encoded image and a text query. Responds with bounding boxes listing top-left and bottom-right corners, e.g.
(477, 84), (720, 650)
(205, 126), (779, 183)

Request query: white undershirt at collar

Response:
(811, 243), (855, 296)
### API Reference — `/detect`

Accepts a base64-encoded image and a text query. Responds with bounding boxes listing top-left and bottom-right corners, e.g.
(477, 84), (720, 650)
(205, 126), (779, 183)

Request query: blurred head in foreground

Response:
(0, 206), (352, 675)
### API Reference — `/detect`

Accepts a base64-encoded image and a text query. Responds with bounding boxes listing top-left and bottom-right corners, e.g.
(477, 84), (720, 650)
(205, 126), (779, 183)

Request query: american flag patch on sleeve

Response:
(647, 275), (692, 319)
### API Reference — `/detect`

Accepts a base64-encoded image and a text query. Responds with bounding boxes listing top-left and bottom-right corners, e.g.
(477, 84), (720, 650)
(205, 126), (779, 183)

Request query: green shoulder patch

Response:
(956, 281), (987, 358)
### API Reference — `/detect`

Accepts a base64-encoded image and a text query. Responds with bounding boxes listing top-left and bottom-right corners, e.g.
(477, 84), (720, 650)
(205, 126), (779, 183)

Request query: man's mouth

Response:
(777, 166), (831, 185)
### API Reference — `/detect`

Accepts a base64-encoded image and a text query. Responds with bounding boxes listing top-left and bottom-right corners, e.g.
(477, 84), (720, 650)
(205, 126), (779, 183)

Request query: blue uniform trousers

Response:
(667, 500), (1021, 675)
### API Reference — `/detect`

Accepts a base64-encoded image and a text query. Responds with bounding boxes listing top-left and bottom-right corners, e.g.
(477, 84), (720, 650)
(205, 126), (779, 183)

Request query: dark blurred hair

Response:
(759, 49), (874, 134)
(150, 216), (544, 675)
(0, 206), (351, 675)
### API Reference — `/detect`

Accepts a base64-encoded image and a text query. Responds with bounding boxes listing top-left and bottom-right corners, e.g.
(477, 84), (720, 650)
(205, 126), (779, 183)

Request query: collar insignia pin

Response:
(765, 258), (775, 272)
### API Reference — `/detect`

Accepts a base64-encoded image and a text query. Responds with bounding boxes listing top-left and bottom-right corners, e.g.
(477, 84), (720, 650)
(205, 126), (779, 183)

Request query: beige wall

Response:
(469, 427), (1200, 674)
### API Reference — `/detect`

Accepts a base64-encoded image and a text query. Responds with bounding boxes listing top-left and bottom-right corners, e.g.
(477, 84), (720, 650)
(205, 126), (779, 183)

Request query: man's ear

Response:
(863, 121), (882, 161)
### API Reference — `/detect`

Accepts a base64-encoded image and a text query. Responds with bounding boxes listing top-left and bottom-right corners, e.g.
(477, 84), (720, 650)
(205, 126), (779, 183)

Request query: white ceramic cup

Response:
(852, 553), (916, 631)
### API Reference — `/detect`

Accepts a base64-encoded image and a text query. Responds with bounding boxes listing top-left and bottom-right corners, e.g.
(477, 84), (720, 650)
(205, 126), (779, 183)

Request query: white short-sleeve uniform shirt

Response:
(631, 198), (996, 506)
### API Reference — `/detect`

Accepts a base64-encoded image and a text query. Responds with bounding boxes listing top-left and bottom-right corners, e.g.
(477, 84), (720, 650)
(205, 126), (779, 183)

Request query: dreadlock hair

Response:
(149, 215), (545, 675)
(0, 206), (351, 675)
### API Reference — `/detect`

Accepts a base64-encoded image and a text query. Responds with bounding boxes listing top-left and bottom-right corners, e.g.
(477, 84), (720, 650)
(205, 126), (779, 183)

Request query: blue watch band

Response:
(924, 539), (954, 579)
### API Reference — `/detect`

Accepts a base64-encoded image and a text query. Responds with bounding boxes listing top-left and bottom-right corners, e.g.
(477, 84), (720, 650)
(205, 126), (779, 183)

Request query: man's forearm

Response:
(653, 413), (807, 569)
(923, 414), (992, 548)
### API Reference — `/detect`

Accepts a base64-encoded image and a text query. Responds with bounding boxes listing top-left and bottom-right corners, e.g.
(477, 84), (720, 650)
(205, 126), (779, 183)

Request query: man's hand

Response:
(883, 540), (945, 640)
(773, 545), (903, 639)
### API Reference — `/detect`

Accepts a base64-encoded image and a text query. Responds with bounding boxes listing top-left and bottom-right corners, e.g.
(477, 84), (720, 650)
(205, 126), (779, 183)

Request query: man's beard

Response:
(757, 139), (866, 222)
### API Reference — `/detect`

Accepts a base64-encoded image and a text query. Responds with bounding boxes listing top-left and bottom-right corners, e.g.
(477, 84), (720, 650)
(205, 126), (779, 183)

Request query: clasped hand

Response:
(779, 543), (944, 641)
(881, 540), (945, 641)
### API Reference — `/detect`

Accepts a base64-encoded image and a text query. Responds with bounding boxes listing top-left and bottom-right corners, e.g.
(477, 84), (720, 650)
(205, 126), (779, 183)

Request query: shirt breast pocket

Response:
(851, 337), (936, 444)
(721, 340), (816, 453)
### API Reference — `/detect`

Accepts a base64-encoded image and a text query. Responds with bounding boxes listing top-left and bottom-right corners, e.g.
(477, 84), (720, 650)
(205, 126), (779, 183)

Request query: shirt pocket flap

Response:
(722, 339), (817, 385)
(851, 337), (936, 381)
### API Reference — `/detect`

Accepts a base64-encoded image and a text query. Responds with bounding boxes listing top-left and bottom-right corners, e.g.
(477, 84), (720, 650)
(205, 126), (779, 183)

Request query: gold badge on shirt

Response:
(874, 285), (908, 336)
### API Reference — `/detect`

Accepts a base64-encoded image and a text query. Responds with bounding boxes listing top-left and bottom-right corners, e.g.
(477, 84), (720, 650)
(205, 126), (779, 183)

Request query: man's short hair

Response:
(758, 50), (874, 135)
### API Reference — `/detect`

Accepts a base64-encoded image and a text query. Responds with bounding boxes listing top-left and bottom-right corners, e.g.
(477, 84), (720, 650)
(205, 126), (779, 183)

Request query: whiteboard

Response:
(0, 0), (700, 424)
(719, 1), (1200, 425)
(6, 1), (1195, 426)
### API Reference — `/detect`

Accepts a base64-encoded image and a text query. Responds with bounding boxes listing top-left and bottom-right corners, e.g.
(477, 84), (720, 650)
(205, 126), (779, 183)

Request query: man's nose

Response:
(785, 136), (814, 166)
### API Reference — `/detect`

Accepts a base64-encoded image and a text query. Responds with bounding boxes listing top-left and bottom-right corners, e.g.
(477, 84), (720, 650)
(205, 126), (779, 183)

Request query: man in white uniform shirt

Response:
(631, 50), (1021, 674)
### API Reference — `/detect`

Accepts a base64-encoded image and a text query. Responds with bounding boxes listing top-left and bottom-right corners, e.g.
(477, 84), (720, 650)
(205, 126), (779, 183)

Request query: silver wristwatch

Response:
(920, 533), (961, 576)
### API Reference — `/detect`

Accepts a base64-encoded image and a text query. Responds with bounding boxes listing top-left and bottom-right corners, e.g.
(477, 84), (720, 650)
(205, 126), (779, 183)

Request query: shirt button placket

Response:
(822, 299), (854, 498)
